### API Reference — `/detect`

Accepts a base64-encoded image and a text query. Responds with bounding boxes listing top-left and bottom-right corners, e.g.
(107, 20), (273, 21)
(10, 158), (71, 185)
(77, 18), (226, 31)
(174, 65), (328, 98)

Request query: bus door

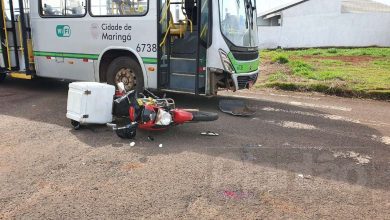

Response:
(0, 0), (33, 75)
(157, 0), (210, 95)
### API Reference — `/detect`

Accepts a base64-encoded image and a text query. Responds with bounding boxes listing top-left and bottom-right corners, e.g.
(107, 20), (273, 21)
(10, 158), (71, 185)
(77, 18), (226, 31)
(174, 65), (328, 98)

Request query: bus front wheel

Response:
(106, 56), (144, 92)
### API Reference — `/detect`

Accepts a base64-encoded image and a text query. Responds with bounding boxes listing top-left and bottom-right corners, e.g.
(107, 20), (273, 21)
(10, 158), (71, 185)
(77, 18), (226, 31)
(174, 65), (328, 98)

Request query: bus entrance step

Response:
(9, 72), (33, 80)
(169, 72), (205, 92)
(170, 57), (196, 73)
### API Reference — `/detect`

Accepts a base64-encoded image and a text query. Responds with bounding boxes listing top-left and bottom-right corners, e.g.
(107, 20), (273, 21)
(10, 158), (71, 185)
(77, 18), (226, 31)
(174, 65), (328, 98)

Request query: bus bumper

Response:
(208, 68), (259, 95)
(231, 71), (259, 91)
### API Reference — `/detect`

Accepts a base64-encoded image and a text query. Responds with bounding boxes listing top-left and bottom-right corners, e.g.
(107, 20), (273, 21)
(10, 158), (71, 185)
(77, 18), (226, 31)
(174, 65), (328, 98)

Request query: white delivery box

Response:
(66, 82), (115, 124)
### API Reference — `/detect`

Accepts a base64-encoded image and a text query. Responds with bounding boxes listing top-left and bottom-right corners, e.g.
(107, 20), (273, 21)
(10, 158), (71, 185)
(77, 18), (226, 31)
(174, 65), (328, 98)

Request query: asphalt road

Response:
(0, 78), (389, 219)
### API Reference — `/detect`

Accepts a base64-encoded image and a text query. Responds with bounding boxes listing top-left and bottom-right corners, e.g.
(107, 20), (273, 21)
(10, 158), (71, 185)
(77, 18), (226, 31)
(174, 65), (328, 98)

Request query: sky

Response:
(256, 0), (390, 13)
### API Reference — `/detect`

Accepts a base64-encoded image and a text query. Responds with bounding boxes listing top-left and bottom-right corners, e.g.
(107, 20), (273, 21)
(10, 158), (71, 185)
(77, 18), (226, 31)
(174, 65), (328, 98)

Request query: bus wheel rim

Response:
(115, 68), (136, 91)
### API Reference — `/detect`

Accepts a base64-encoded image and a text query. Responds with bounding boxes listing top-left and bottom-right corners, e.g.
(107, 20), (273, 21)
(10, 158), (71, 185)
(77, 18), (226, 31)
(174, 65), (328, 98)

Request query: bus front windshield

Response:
(219, 0), (257, 48)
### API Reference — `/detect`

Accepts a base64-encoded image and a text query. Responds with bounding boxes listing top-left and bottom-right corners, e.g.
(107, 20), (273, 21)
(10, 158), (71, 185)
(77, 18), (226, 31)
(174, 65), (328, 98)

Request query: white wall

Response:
(257, 27), (282, 48)
(258, 0), (390, 48)
(283, 0), (341, 16)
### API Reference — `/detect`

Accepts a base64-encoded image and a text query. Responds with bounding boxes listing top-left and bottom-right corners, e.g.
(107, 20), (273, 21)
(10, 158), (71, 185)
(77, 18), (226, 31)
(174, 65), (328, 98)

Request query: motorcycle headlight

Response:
(219, 49), (235, 73)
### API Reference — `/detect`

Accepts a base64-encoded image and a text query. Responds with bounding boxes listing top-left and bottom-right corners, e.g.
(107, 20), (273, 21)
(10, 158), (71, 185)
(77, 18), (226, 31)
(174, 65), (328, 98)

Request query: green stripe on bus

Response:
(33, 51), (157, 64)
(142, 57), (157, 64)
(34, 51), (99, 60)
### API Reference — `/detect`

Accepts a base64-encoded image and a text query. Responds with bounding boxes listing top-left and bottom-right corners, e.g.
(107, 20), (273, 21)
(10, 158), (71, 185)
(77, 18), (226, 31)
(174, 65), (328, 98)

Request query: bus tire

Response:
(106, 56), (144, 93)
(0, 72), (6, 82)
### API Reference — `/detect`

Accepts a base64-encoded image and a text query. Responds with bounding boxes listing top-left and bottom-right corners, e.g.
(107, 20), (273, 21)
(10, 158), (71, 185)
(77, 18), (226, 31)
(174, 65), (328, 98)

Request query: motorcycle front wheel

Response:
(116, 127), (137, 139)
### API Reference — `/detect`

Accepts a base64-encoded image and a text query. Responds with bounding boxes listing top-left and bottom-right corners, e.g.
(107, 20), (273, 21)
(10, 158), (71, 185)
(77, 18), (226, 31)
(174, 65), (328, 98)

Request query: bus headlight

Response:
(219, 49), (235, 73)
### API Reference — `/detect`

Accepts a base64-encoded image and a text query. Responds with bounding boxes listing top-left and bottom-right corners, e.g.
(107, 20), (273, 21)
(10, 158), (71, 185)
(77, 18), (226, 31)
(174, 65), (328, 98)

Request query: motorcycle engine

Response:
(141, 105), (157, 123)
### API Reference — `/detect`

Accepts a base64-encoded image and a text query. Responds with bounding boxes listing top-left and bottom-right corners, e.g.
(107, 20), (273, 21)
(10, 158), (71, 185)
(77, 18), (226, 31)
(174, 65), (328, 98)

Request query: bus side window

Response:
(70, 1), (84, 15)
(90, 0), (148, 16)
(40, 0), (86, 17)
(43, 4), (56, 15)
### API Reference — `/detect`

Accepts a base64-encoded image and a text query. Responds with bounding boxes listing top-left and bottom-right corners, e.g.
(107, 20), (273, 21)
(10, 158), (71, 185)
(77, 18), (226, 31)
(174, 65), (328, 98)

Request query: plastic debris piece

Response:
(159, 144), (163, 148)
(130, 142), (136, 147)
(201, 131), (220, 136)
(298, 174), (313, 179)
(304, 175), (313, 180)
(148, 136), (155, 141)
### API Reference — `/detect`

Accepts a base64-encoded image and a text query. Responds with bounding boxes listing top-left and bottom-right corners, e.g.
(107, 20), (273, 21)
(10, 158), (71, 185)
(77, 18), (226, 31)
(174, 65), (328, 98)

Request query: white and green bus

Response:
(0, 0), (259, 95)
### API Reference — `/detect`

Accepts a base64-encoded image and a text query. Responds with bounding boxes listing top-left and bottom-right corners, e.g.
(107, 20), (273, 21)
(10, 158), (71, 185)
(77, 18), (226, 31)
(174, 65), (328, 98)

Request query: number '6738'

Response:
(136, 44), (157, 52)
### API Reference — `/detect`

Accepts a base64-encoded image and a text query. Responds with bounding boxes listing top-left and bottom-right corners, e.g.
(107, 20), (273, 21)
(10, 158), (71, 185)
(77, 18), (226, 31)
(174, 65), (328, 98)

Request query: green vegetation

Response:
(271, 54), (289, 64)
(327, 48), (338, 54)
(261, 47), (390, 58)
(289, 61), (314, 77)
(268, 71), (288, 82)
(257, 48), (390, 100)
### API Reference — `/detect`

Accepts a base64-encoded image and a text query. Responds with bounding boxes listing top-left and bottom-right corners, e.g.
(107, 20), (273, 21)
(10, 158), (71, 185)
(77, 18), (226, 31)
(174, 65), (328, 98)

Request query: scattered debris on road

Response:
(159, 144), (163, 148)
(297, 174), (313, 180)
(243, 144), (262, 148)
(130, 142), (136, 147)
(219, 100), (256, 116)
(200, 131), (219, 136)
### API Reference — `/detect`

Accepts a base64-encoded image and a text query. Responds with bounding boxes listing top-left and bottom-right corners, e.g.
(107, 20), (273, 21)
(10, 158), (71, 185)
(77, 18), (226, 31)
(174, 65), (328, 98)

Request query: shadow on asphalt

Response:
(1, 78), (389, 191)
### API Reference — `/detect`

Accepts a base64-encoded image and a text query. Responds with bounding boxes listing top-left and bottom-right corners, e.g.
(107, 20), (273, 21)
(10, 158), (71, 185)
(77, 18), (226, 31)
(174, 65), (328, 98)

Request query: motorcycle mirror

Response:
(117, 82), (126, 93)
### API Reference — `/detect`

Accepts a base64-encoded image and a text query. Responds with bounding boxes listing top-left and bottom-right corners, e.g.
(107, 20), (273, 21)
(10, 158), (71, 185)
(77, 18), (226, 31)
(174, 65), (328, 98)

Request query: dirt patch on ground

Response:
(259, 61), (291, 81)
(121, 162), (144, 171)
(301, 55), (375, 63)
(260, 61), (291, 75)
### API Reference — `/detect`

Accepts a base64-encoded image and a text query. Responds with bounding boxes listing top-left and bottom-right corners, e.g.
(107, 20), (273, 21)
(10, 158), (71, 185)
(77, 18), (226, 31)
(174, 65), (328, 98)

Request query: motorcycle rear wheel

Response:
(190, 111), (219, 122)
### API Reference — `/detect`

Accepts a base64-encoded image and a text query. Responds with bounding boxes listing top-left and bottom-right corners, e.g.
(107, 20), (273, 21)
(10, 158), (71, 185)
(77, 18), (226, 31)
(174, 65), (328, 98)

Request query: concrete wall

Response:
(284, 0), (341, 16)
(258, 0), (390, 48)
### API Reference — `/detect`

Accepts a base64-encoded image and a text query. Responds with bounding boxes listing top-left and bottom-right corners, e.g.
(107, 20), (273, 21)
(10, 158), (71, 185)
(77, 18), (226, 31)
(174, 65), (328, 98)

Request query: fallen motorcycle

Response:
(107, 83), (219, 139)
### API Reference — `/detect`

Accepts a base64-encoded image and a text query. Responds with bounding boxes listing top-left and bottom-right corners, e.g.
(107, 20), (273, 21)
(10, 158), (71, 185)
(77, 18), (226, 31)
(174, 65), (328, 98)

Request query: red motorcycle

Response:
(108, 84), (218, 139)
